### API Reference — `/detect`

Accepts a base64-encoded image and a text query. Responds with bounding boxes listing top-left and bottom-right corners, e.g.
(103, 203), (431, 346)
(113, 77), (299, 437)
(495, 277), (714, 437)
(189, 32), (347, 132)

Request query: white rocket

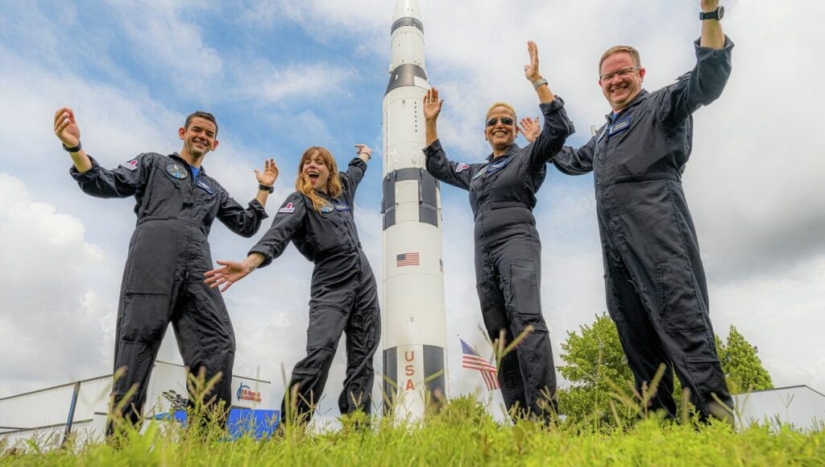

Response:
(381, 0), (448, 419)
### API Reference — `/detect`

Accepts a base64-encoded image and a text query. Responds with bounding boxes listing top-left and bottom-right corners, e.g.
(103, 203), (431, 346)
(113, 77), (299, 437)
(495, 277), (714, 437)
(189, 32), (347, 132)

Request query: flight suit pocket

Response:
(124, 225), (178, 294)
(508, 259), (541, 316)
(656, 260), (706, 332)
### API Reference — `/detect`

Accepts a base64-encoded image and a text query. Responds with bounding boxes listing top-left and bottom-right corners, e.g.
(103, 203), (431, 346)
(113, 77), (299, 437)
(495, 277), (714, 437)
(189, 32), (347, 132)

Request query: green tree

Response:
(556, 313), (637, 428)
(717, 325), (773, 393)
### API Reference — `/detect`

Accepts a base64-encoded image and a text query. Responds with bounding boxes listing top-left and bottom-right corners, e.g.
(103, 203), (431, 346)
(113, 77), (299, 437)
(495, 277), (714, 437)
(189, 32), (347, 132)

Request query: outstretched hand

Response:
(204, 260), (254, 292)
(423, 88), (443, 122)
(519, 116), (541, 143)
(524, 41), (542, 82)
(54, 107), (81, 147)
(255, 159), (279, 186)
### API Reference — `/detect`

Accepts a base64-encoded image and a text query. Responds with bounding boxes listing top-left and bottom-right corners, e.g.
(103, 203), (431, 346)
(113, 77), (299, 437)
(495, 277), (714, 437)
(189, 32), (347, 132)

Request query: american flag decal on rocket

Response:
(396, 252), (420, 267)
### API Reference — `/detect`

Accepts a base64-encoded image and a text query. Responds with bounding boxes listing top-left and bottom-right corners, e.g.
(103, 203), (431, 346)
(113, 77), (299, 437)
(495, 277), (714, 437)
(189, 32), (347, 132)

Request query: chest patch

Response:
(333, 202), (350, 212)
(166, 163), (188, 180)
(196, 179), (213, 194)
(609, 116), (632, 136)
(320, 204), (334, 214)
(278, 202), (296, 214)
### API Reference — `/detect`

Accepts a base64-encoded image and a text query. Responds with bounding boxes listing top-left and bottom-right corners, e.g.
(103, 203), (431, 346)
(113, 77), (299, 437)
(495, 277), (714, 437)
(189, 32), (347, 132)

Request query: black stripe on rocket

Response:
(382, 168), (439, 230)
(391, 16), (423, 35)
(382, 346), (446, 413)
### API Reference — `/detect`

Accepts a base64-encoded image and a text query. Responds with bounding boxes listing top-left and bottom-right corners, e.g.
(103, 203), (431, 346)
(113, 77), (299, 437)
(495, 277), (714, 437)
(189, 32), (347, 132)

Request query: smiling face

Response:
(179, 116), (218, 162)
(300, 149), (332, 193)
(484, 105), (519, 156)
(599, 51), (645, 112)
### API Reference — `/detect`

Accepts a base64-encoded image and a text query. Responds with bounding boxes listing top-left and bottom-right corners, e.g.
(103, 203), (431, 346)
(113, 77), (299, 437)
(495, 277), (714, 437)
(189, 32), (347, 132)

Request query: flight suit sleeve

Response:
(526, 97), (576, 170)
(339, 157), (367, 206)
(216, 192), (269, 238)
(658, 36), (734, 128)
(69, 153), (151, 198)
(552, 136), (596, 176)
(423, 139), (479, 191)
(248, 193), (306, 268)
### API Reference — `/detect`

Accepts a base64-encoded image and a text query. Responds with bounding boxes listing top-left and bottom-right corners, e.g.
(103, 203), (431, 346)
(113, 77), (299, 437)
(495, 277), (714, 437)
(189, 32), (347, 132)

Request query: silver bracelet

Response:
(532, 78), (548, 90)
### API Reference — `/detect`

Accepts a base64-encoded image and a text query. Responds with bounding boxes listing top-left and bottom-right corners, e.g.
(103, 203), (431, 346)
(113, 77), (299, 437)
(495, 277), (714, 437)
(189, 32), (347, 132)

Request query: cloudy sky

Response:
(1, 0), (823, 425)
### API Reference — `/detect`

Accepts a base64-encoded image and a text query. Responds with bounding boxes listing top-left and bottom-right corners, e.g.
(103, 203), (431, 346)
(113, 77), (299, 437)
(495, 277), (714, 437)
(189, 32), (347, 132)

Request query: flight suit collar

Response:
(606, 89), (650, 123)
(486, 143), (521, 162)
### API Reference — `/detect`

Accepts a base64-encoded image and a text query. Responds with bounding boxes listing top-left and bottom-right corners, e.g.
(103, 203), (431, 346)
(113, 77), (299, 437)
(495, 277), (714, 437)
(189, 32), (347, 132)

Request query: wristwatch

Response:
(700, 6), (724, 20)
(258, 183), (274, 193)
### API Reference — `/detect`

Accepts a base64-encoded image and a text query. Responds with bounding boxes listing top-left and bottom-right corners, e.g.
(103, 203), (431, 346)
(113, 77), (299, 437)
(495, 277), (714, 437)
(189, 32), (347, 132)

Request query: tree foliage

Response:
(557, 313), (773, 427)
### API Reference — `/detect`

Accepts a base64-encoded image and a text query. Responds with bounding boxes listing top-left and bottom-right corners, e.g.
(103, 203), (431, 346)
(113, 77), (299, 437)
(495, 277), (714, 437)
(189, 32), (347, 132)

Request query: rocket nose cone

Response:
(393, 0), (421, 21)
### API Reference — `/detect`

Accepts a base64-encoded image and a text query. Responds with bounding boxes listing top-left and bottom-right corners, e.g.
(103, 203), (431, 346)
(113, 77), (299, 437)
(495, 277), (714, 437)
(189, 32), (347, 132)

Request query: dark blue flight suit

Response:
(424, 98), (574, 421)
(553, 38), (735, 419)
(70, 152), (268, 428)
(249, 158), (380, 424)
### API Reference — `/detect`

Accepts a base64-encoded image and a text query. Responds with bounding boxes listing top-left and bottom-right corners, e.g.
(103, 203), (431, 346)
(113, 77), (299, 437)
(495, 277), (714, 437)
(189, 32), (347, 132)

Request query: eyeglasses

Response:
(599, 67), (640, 82)
(486, 117), (514, 127)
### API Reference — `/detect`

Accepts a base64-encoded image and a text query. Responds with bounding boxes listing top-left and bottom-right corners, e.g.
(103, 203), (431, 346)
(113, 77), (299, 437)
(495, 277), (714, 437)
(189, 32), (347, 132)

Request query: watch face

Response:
(718, 6), (725, 19)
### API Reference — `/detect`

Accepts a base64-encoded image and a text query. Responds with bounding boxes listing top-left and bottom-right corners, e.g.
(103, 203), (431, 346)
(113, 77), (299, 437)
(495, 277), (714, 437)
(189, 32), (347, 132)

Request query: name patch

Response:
(609, 116), (632, 136)
(196, 179), (213, 194)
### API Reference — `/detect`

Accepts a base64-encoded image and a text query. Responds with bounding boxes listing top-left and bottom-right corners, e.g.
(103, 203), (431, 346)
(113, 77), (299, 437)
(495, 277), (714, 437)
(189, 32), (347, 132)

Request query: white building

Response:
(0, 361), (275, 451)
(735, 385), (825, 432)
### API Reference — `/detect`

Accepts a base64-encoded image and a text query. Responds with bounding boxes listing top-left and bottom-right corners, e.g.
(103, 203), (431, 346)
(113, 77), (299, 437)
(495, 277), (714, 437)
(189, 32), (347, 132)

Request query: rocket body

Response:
(381, 0), (448, 419)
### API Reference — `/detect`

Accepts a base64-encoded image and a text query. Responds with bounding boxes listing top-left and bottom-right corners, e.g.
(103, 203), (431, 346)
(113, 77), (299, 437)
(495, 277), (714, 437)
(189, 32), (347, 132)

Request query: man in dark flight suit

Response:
(538, 1), (735, 422)
(54, 107), (278, 431)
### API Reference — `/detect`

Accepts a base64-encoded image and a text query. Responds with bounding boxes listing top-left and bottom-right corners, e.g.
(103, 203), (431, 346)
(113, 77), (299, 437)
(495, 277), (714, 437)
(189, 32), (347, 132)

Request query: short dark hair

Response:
(184, 111), (218, 135)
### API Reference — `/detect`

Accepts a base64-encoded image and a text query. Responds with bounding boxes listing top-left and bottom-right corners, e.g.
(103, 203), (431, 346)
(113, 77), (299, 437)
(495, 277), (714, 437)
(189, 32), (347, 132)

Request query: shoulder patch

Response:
(121, 159), (139, 171)
(278, 202), (296, 214)
(455, 163), (470, 173)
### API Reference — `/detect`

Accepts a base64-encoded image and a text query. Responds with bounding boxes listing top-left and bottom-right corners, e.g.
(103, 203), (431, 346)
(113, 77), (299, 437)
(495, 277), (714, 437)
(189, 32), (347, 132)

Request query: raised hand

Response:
(255, 159), (278, 186)
(423, 88), (443, 122)
(354, 144), (373, 162)
(54, 107), (81, 147)
(519, 116), (541, 143)
(524, 41), (542, 82)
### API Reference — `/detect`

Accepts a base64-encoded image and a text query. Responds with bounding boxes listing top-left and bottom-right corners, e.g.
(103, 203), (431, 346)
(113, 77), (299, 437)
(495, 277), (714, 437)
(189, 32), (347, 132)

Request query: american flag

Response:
(460, 339), (499, 391)
(396, 252), (420, 267)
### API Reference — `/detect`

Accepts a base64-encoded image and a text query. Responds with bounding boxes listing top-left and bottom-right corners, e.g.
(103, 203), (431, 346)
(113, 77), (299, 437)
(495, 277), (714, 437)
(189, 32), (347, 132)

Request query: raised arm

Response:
(523, 41), (575, 168)
(54, 107), (92, 173)
(524, 41), (555, 105)
(659, 0), (733, 127)
(423, 88), (443, 147)
(254, 158), (279, 207)
(700, 0), (725, 49)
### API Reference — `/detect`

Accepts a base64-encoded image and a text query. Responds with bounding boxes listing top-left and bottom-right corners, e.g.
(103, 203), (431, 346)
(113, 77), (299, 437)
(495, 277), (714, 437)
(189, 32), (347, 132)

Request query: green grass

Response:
(2, 396), (824, 466)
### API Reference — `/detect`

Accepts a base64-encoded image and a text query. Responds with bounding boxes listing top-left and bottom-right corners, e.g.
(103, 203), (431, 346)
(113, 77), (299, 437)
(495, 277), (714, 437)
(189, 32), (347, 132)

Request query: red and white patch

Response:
(120, 159), (139, 171)
(456, 163), (470, 173)
(278, 202), (296, 214)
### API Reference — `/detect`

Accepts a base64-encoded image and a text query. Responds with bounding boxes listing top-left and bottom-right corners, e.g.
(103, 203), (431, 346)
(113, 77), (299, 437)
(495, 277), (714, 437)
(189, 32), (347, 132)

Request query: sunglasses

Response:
(486, 117), (515, 127)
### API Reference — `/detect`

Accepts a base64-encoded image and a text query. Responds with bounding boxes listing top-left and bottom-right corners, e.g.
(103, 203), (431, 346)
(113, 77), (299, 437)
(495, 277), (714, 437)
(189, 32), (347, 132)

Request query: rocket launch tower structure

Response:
(381, 0), (448, 419)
